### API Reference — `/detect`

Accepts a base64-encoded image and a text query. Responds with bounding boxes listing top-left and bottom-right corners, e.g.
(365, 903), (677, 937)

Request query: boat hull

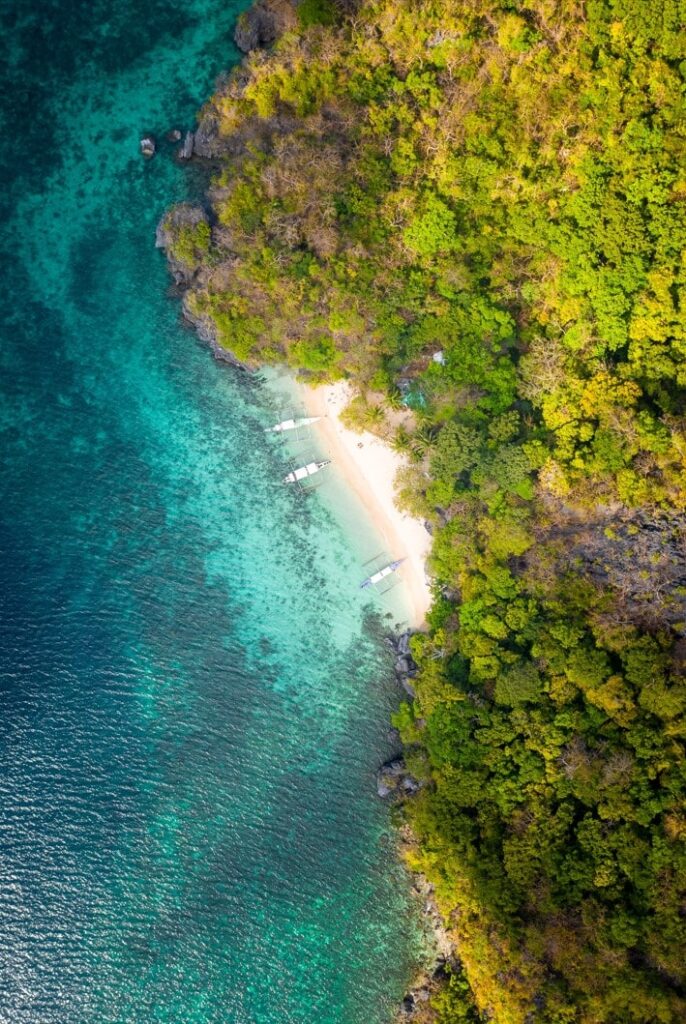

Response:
(283, 459), (330, 484)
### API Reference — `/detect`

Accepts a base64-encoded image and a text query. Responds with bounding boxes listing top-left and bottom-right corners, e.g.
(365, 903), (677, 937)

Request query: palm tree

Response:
(410, 424), (439, 461)
(391, 426), (413, 454)
(384, 386), (405, 412)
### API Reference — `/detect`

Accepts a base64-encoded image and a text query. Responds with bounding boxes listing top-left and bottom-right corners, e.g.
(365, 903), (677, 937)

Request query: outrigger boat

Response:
(267, 417), (320, 433)
(283, 459), (331, 484)
(360, 558), (405, 589)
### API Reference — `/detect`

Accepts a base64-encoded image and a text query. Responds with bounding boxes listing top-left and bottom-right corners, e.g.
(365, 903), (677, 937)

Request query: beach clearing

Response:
(303, 381), (432, 629)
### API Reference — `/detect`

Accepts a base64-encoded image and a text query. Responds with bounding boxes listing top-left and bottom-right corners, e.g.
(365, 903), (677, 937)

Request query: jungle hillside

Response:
(161, 0), (686, 1020)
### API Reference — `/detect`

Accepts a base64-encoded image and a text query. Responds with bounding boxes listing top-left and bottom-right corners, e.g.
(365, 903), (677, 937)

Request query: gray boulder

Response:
(192, 107), (223, 159)
(234, 0), (298, 52)
(395, 655), (412, 676)
(155, 202), (207, 251)
(178, 131), (194, 160)
(401, 678), (417, 700)
(140, 134), (156, 158)
(234, 2), (278, 51)
(376, 757), (422, 800)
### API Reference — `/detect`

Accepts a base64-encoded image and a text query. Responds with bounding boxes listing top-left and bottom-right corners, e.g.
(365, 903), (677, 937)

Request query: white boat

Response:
(283, 459), (331, 484)
(266, 417), (320, 433)
(360, 559), (405, 589)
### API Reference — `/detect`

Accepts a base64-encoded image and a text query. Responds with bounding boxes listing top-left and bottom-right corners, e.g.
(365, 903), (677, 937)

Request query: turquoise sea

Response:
(0, 2), (425, 1021)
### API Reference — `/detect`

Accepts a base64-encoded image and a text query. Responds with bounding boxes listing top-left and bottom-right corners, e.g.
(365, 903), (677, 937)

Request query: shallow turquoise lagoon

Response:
(0, 2), (424, 1020)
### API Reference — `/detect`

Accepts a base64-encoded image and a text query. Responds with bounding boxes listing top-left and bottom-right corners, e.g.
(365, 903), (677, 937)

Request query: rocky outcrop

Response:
(191, 104), (224, 159)
(140, 134), (156, 158)
(395, 830), (464, 1023)
(160, 2), (300, 165)
(529, 504), (686, 635)
(377, 756), (422, 800)
(155, 203), (207, 250)
(156, 205), (249, 370)
(377, 634), (465, 1021)
(180, 298), (249, 371)
(386, 630), (419, 698)
(234, 6), (272, 51)
(155, 203), (208, 286)
(375, 634), (422, 794)
(190, 71), (252, 159)
(234, 0), (298, 52)
(398, 960), (455, 1023)
(192, 85), (298, 162)
(178, 131), (195, 160)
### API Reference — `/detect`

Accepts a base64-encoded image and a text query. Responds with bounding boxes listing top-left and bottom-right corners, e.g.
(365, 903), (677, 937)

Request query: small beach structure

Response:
(360, 558), (405, 589)
(266, 416), (320, 433)
(283, 459), (331, 484)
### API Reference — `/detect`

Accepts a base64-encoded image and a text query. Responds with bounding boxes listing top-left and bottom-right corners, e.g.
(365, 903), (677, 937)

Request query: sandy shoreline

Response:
(301, 381), (432, 629)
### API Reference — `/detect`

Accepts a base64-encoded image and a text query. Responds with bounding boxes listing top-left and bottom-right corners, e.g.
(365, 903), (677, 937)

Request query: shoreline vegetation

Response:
(157, 0), (686, 1020)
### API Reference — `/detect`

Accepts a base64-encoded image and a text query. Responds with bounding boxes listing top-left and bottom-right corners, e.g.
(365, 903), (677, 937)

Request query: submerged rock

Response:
(166, 128), (182, 142)
(140, 134), (156, 158)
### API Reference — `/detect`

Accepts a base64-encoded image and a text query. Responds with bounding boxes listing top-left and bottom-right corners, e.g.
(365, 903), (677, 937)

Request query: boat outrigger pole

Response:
(266, 417), (320, 433)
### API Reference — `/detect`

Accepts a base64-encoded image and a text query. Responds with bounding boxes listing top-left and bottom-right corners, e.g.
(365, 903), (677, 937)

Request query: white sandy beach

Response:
(302, 381), (432, 629)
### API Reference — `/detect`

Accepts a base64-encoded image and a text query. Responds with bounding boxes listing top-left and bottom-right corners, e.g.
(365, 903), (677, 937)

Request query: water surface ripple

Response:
(0, 1), (423, 1020)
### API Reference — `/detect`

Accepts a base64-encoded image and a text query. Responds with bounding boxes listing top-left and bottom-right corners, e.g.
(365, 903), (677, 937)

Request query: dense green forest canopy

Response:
(164, 0), (686, 1020)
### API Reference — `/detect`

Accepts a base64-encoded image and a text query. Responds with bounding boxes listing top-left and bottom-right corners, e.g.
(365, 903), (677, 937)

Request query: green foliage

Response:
(403, 193), (458, 258)
(170, 0), (686, 1019)
(339, 395), (385, 433)
(431, 966), (481, 1023)
(297, 0), (336, 27)
(289, 335), (339, 373)
(494, 662), (543, 706)
(168, 219), (210, 269)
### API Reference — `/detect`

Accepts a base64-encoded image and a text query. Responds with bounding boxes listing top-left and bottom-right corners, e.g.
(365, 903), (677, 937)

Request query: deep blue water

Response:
(0, 2), (423, 1020)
